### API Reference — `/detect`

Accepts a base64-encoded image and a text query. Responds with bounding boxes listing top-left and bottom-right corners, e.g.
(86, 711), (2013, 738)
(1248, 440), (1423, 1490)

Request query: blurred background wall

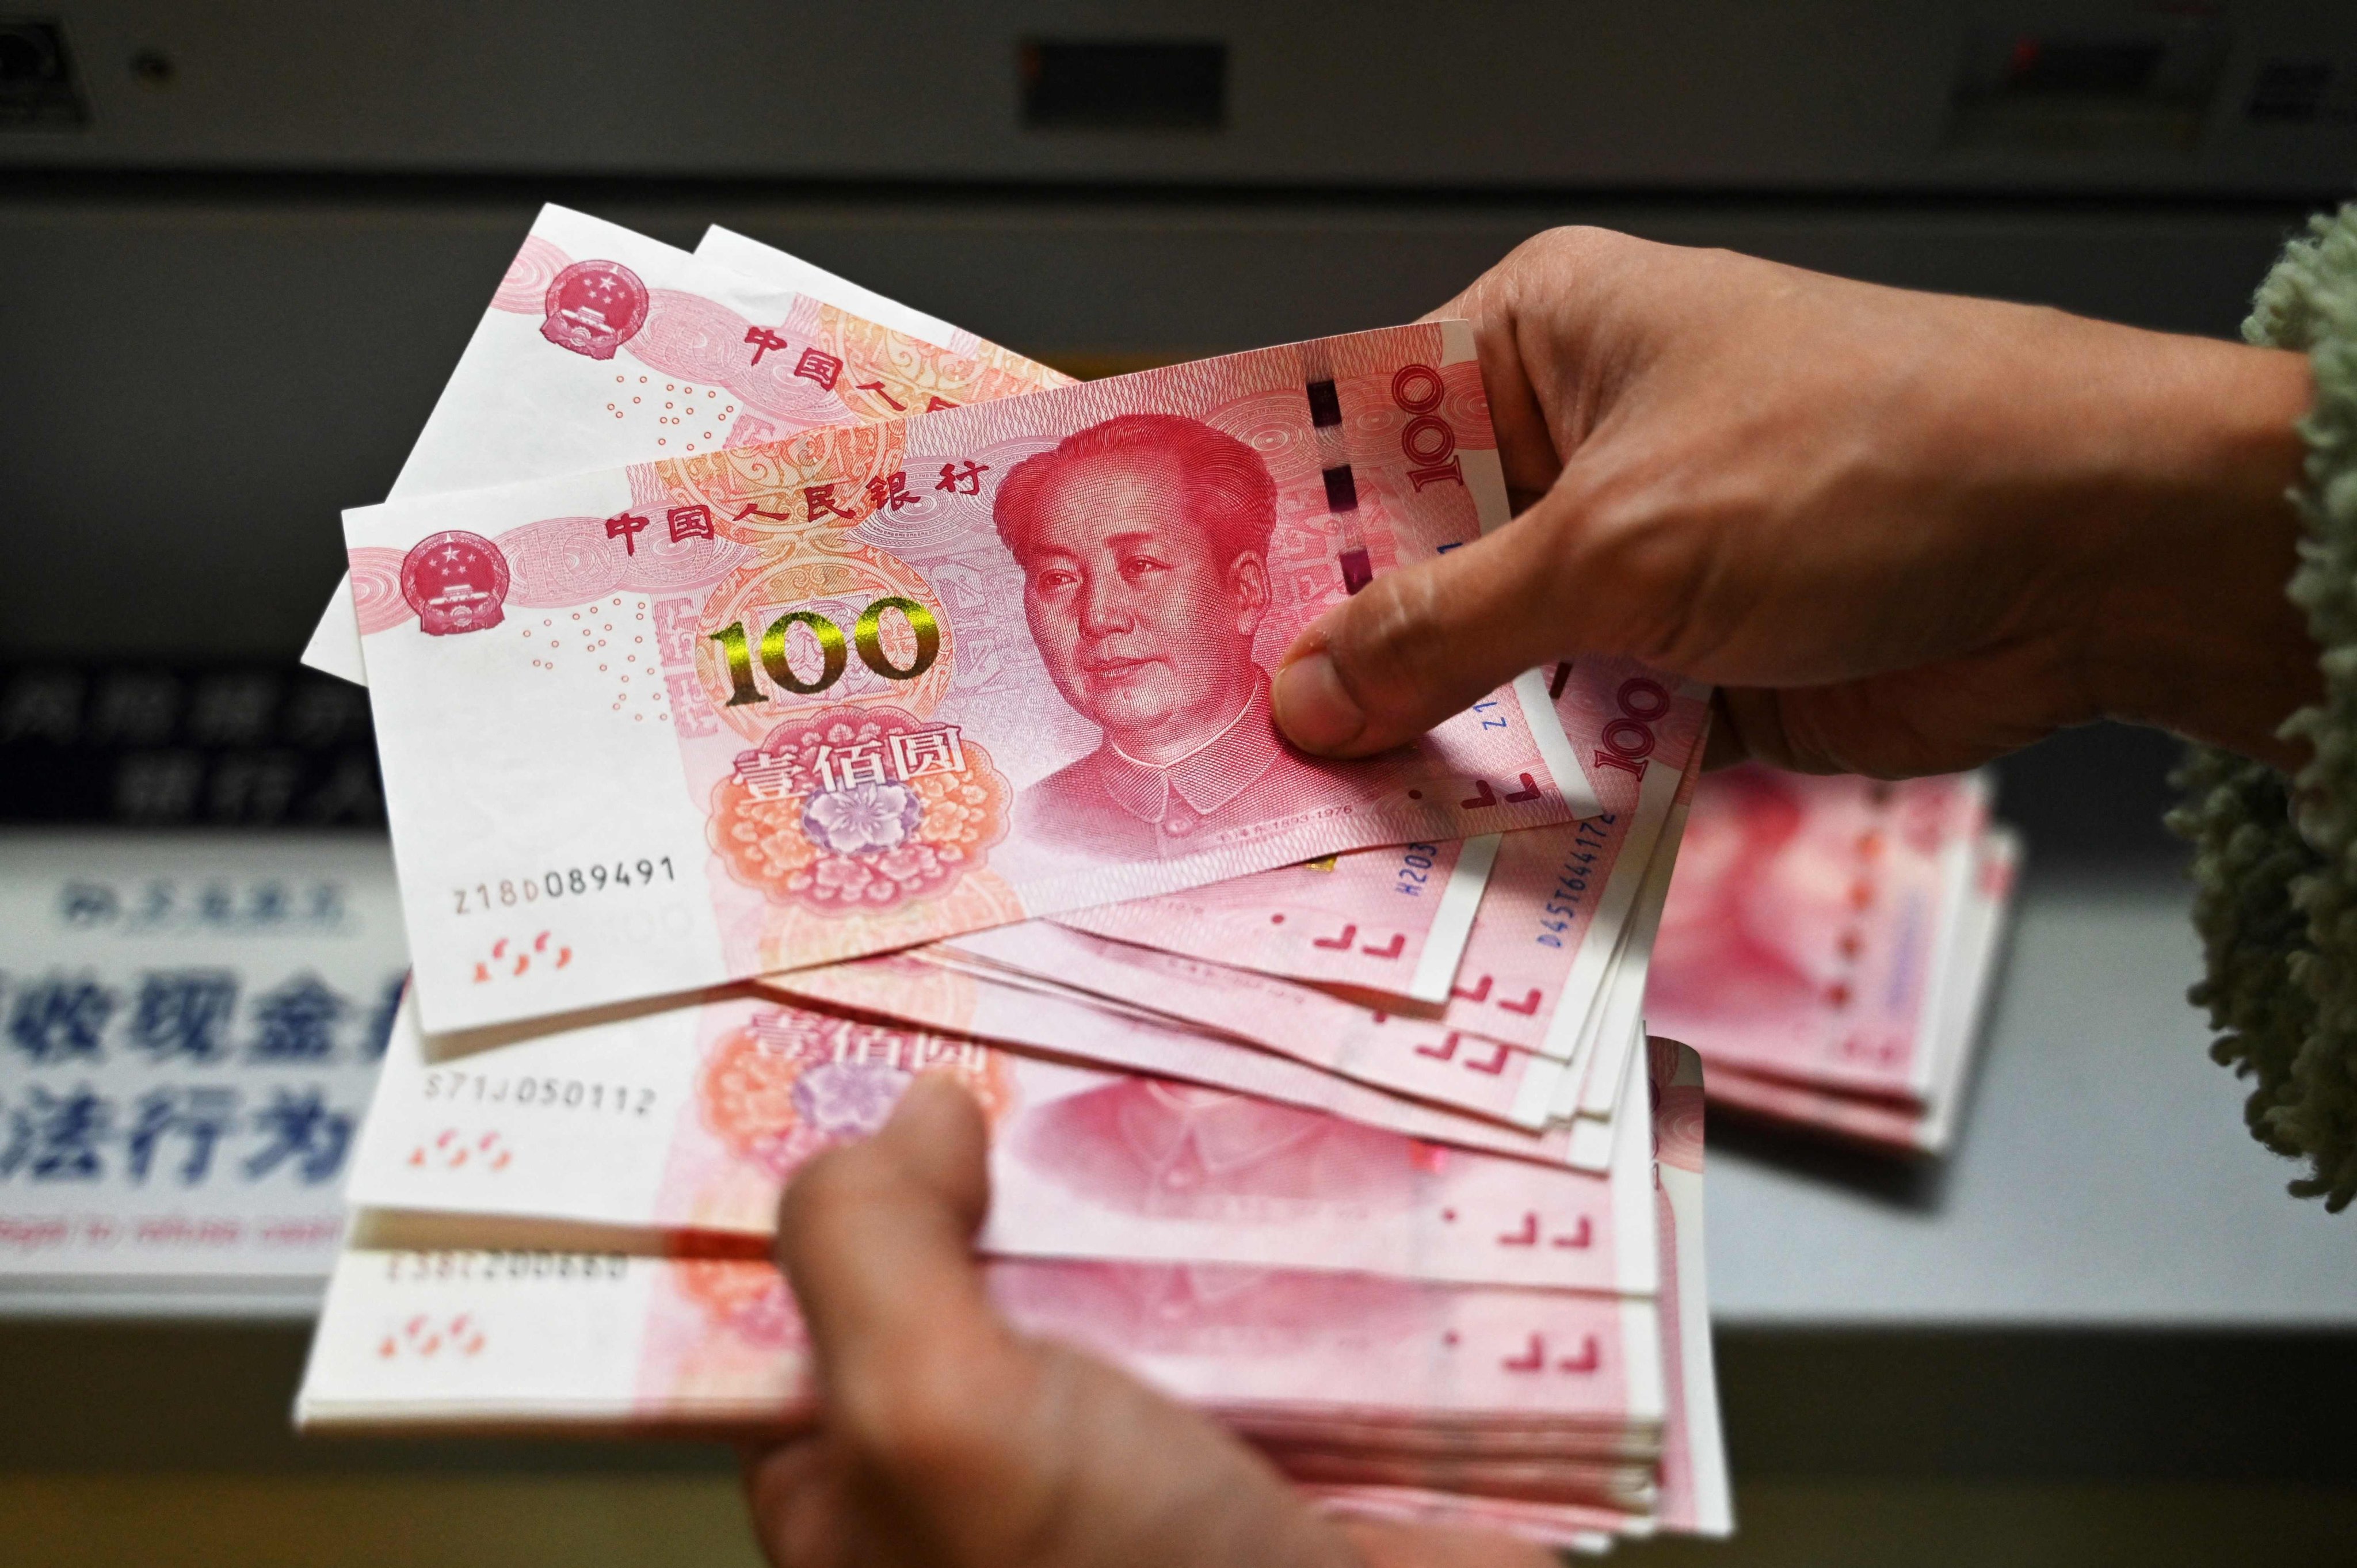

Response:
(5, 0), (2354, 864)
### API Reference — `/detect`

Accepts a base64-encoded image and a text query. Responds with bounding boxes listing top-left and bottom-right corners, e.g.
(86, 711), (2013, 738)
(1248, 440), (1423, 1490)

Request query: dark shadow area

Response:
(1696, 1111), (1954, 1212)
(1716, 1329), (2357, 1482)
(0, 1321), (735, 1475)
(1990, 720), (2190, 875)
(9, 1320), (2353, 1489)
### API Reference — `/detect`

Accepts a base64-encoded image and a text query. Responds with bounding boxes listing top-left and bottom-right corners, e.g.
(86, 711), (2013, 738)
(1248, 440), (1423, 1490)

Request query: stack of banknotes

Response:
(1651, 767), (2021, 1155)
(287, 204), (1733, 1547)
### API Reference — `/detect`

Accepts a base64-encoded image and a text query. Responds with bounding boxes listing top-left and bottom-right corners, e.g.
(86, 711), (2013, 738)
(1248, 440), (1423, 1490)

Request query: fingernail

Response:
(1273, 651), (1365, 754)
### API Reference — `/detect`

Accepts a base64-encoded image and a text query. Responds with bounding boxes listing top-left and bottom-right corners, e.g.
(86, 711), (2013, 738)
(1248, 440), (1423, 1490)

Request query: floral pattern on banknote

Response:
(710, 704), (1011, 915)
(695, 1004), (1011, 1181)
(669, 1257), (807, 1350)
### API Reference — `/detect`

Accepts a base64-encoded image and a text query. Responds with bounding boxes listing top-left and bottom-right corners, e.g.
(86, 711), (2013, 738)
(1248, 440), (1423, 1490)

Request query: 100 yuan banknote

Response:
(1358, 698), (1705, 1063)
(1055, 834), (1499, 1005)
(1646, 768), (1990, 1104)
(1687, 822), (2016, 1154)
(352, 992), (1657, 1294)
(304, 204), (1069, 684)
(762, 951), (1601, 1166)
(353, 323), (1648, 1031)
(935, 697), (1705, 1138)
(299, 1247), (1664, 1441)
(938, 923), (1571, 1128)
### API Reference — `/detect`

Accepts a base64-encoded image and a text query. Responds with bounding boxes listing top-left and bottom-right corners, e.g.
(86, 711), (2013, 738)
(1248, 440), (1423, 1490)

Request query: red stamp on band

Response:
(539, 258), (649, 360)
(401, 531), (511, 636)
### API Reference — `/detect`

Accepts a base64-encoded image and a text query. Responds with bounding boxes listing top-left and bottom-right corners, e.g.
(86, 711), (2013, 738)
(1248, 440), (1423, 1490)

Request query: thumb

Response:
(776, 1072), (1006, 1410)
(1273, 502), (1580, 757)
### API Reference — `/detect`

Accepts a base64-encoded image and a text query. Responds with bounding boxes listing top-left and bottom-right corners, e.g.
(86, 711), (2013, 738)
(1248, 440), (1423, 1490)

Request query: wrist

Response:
(2069, 334), (2316, 768)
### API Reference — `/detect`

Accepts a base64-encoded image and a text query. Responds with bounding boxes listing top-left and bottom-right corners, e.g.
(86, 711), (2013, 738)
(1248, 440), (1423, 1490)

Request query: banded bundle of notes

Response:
(1651, 768), (2019, 1157)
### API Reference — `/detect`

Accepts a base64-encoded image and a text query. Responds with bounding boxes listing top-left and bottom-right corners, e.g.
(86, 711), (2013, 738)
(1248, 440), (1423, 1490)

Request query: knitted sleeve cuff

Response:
(2171, 203), (2357, 1207)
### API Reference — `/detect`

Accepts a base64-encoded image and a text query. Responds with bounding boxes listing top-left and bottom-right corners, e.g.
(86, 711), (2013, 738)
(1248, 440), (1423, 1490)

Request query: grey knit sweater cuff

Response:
(2170, 203), (2357, 1208)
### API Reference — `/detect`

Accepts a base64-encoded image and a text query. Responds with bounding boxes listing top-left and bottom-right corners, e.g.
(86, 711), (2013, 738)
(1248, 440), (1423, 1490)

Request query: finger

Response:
(1418, 274), (1562, 503)
(1272, 503), (1577, 757)
(741, 1439), (846, 1568)
(1338, 1517), (1559, 1568)
(776, 1073), (1006, 1413)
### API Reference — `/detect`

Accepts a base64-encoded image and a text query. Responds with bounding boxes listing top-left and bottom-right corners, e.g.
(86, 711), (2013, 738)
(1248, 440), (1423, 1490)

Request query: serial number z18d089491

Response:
(453, 856), (676, 915)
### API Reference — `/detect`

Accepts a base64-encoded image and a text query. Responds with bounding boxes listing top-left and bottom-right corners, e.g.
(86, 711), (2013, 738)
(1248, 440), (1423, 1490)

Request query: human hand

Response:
(1272, 227), (2317, 775)
(741, 1074), (1554, 1568)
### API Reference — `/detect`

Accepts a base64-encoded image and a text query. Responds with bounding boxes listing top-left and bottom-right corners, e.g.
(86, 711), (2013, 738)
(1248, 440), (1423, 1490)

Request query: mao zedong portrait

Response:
(994, 413), (1336, 858)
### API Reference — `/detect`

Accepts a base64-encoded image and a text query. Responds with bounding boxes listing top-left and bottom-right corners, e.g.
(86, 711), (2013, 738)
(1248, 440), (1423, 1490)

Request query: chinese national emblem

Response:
(539, 258), (650, 360)
(399, 531), (512, 636)
(709, 705), (1010, 916)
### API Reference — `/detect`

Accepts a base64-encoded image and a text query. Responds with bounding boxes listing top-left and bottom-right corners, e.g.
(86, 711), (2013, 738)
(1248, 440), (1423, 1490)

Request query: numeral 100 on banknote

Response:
(706, 596), (940, 703)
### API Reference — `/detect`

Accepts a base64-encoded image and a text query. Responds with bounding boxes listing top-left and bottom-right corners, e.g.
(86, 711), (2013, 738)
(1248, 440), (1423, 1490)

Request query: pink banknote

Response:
(1368, 691), (1707, 1067)
(304, 203), (1070, 685)
(1551, 742), (1707, 1143)
(945, 665), (1707, 1130)
(1645, 1037), (1735, 1538)
(926, 669), (1706, 1130)
(349, 992), (1657, 1293)
(1055, 835), (1498, 1005)
(1646, 768), (1992, 1102)
(299, 1044), (1719, 1549)
(353, 322), (1643, 1032)
(298, 1247), (1662, 1444)
(1689, 823), (2017, 1153)
(944, 922), (1565, 1127)
(1694, 1060), (1937, 1148)
(695, 225), (980, 358)
(761, 949), (1600, 1166)
(1307, 1051), (1726, 1549)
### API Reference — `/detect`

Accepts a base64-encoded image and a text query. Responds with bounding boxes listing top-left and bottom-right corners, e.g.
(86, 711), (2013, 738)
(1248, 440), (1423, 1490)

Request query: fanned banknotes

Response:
(350, 990), (1658, 1292)
(294, 211), (1739, 1552)
(303, 204), (1069, 685)
(302, 1032), (1723, 1541)
(352, 320), (1670, 1032)
(1054, 834), (1500, 1005)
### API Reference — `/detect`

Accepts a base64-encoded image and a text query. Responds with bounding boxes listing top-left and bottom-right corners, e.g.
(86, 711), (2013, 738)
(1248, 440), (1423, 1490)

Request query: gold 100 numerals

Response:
(708, 597), (940, 706)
